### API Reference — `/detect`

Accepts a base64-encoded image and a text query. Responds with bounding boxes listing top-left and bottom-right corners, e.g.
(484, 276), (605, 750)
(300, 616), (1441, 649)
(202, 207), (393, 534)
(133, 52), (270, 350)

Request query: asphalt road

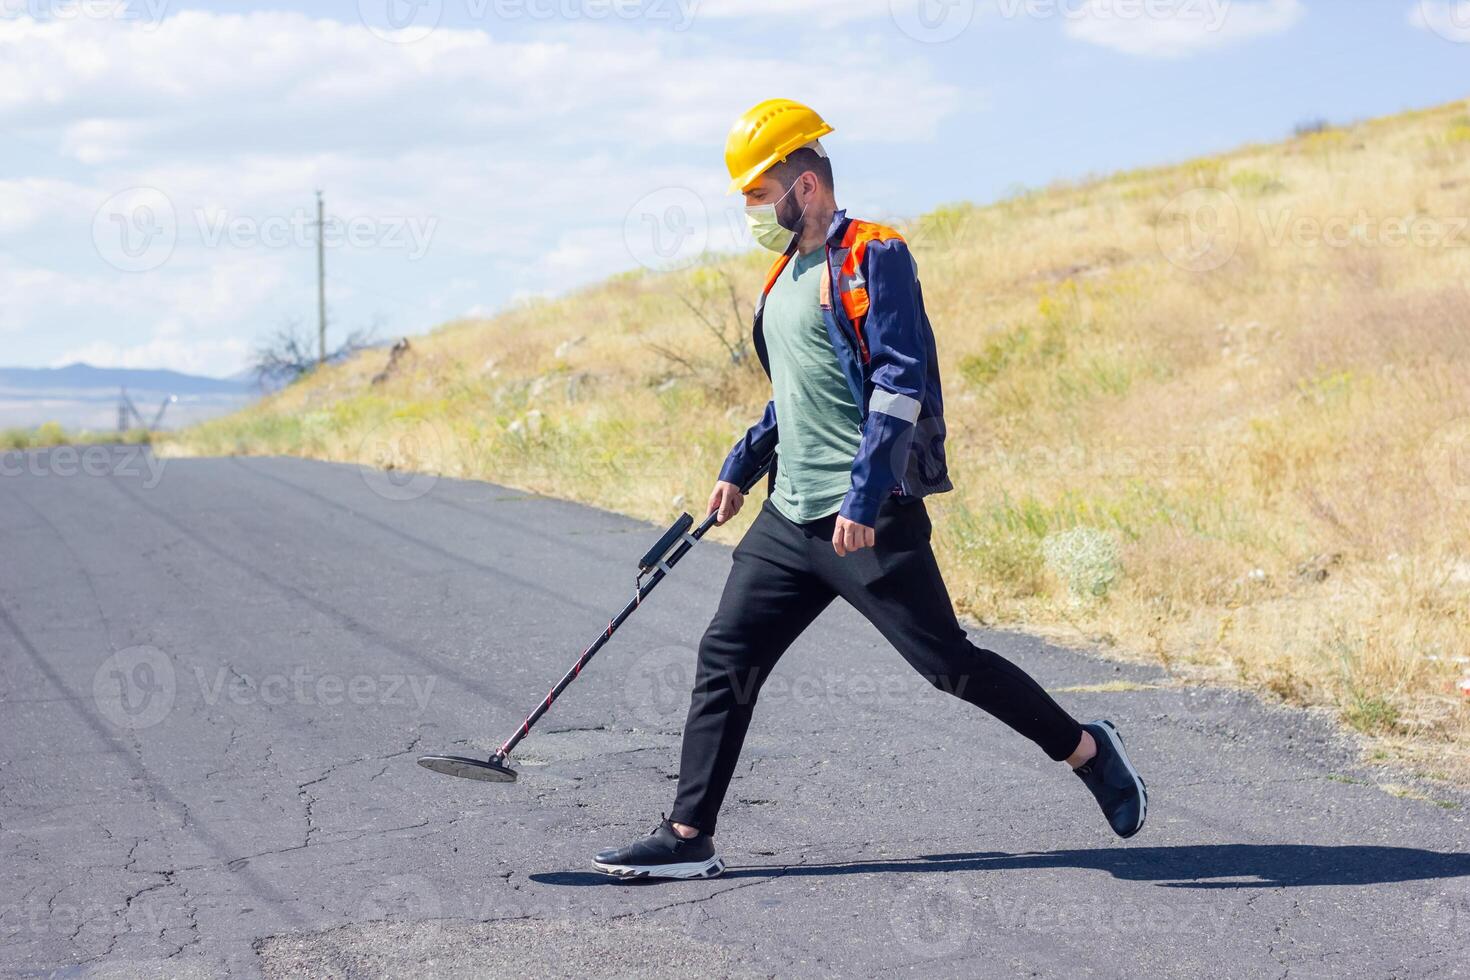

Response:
(2, 449), (1468, 979)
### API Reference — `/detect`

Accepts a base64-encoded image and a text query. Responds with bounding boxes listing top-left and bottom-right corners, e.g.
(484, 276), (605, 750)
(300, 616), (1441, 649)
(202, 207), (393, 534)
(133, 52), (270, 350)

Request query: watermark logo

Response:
(1156, 187), (1241, 273)
(1416, 0), (1470, 43)
(624, 186), (708, 272)
(1421, 877), (1470, 933)
(93, 644), (176, 730)
(621, 647), (942, 730)
(196, 208), (437, 260)
(1, 898), (167, 946)
(2, 0), (172, 29)
(357, 0), (698, 43)
(896, 0), (1234, 45)
(93, 186), (177, 273)
(891, 0), (975, 43)
(195, 666), (437, 711)
(357, 416), (462, 501)
(890, 879), (976, 958)
(622, 645), (695, 728)
(988, 893), (1229, 937)
(489, 0), (697, 28)
(355, 874), (443, 960)
(0, 444), (166, 487)
(358, 0), (443, 43)
(1258, 208), (1469, 251)
(1157, 191), (1468, 273)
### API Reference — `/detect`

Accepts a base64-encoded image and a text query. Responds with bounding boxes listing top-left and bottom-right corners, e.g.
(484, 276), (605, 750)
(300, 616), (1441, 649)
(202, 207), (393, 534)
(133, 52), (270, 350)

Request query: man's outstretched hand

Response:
(832, 516), (875, 556)
(708, 481), (745, 525)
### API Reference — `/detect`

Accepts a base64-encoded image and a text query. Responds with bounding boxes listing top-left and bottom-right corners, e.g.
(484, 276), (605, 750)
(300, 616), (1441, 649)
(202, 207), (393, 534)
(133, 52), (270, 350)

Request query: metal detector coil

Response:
(417, 753), (518, 782)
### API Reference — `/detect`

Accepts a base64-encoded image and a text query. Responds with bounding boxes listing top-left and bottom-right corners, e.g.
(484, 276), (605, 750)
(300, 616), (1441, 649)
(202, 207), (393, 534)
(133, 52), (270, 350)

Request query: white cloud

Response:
(0, 177), (92, 233)
(1062, 0), (1304, 58)
(1410, 1), (1470, 43)
(1, 252), (288, 375)
(54, 334), (252, 377)
(0, 14), (955, 160)
(0, 9), (961, 375)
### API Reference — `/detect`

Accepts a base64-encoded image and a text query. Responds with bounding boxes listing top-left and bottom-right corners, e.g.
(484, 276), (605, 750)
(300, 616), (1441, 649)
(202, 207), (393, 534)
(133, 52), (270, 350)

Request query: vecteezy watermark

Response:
(623, 186), (709, 273)
(195, 666), (437, 711)
(889, 879), (977, 958)
(1, 0), (172, 28)
(356, 0), (443, 43)
(355, 874), (443, 961)
(893, 0), (1231, 45)
(92, 187), (178, 273)
(93, 645), (177, 730)
(622, 645), (696, 728)
(891, 0), (976, 43)
(622, 644), (966, 730)
(1414, 0), (1470, 43)
(1258, 209), (1470, 251)
(1421, 876), (1470, 934)
(996, 0), (1228, 31)
(988, 893), (1229, 937)
(357, 416), (466, 502)
(487, 0), (697, 28)
(1159, 189), (1470, 273)
(0, 445), (166, 488)
(93, 188), (438, 272)
(196, 207), (437, 260)
(0, 895), (169, 944)
(356, 0), (697, 43)
(1156, 187), (1242, 273)
(92, 646), (438, 730)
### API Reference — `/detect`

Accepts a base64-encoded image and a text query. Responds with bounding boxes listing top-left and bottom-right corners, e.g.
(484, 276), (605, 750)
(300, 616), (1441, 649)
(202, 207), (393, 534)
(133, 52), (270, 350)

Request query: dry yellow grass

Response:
(168, 98), (1470, 779)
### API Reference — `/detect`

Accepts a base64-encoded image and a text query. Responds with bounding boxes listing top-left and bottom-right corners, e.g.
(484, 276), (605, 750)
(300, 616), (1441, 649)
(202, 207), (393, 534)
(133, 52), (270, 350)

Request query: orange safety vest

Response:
(758, 219), (906, 366)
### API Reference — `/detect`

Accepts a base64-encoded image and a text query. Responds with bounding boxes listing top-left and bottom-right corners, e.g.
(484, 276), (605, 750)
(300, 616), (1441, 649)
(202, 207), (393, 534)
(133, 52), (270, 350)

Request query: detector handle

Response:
(638, 512), (695, 572)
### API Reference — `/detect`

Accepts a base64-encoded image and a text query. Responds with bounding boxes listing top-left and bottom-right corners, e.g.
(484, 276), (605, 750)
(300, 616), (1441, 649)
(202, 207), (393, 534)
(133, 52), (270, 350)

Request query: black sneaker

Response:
(593, 816), (725, 880)
(1074, 720), (1148, 839)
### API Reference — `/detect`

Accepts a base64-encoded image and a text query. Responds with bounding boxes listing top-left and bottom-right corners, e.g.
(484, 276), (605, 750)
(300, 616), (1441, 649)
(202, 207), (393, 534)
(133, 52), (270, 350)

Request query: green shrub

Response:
(1042, 526), (1122, 601)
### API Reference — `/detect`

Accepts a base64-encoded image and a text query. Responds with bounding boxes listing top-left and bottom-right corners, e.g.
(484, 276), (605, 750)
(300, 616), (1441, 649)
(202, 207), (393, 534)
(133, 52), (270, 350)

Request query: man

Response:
(594, 99), (1147, 880)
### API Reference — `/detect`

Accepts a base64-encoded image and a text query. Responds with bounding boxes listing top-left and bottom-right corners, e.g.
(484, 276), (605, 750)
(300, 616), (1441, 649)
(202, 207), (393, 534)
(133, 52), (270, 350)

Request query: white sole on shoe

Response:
(1097, 719), (1148, 837)
(592, 856), (726, 880)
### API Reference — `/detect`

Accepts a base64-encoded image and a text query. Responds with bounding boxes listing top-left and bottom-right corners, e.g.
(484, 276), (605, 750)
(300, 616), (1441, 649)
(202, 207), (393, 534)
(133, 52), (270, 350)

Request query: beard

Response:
(775, 184), (807, 233)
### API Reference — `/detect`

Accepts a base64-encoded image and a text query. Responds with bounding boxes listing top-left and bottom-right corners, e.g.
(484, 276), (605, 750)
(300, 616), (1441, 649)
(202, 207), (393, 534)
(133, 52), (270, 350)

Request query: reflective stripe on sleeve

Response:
(869, 389), (921, 423)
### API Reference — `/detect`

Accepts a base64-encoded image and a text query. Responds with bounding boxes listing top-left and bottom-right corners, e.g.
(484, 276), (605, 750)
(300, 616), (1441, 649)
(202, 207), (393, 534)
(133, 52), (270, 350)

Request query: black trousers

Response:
(670, 495), (1084, 834)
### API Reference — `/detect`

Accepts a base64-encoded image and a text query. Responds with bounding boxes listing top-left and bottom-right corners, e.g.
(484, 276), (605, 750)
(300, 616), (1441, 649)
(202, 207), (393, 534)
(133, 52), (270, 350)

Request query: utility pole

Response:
(315, 190), (327, 365)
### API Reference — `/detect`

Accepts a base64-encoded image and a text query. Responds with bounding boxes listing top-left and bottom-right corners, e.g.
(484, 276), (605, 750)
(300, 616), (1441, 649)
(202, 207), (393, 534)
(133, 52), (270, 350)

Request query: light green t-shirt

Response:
(763, 248), (863, 523)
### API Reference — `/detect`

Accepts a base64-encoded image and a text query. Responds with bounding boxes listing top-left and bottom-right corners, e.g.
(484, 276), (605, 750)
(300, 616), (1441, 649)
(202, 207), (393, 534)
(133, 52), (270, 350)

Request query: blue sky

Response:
(2, 0), (1467, 376)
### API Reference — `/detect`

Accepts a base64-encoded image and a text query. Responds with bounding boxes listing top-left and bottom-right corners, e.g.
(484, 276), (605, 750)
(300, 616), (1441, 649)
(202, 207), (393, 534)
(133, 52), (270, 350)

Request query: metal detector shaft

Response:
(491, 456), (773, 762)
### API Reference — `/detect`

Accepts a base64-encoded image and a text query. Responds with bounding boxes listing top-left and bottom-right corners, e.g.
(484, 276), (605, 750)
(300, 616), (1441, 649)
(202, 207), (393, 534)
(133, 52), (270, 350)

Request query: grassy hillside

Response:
(171, 99), (1470, 778)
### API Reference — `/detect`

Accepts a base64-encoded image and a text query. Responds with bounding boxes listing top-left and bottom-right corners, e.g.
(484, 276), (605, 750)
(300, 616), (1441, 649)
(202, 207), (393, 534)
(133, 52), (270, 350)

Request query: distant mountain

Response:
(0, 363), (252, 396)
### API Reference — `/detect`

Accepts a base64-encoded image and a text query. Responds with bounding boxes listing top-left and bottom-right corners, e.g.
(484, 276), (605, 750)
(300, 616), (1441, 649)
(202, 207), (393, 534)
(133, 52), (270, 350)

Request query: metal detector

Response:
(417, 456), (773, 783)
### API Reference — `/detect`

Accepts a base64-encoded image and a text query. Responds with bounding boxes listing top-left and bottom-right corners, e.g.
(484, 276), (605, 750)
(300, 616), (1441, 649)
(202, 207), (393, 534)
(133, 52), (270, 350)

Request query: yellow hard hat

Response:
(724, 98), (834, 194)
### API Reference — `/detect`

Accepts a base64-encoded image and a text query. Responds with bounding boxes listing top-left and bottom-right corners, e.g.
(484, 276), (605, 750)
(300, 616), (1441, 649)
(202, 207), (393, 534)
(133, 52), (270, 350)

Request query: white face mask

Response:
(744, 180), (809, 253)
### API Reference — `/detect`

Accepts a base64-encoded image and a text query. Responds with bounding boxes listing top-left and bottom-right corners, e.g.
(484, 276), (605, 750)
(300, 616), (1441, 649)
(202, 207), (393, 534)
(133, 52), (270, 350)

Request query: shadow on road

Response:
(530, 845), (1470, 889)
